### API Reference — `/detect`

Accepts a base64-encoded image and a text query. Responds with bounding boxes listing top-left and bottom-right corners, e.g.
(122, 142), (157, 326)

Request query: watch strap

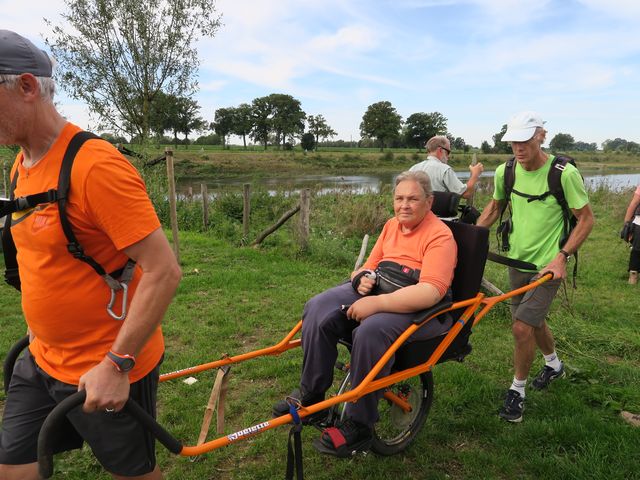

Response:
(106, 350), (136, 372)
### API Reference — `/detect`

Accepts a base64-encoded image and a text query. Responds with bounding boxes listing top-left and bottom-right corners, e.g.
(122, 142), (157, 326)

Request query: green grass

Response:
(1, 187), (639, 479)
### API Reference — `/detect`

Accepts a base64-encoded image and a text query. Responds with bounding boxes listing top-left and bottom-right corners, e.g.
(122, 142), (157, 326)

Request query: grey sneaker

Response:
(499, 389), (524, 423)
(532, 362), (565, 390)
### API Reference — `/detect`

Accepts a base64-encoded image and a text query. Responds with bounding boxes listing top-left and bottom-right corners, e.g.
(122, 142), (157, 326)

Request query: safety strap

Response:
(285, 404), (304, 480)
(487, 251), (538, 271)
(196, 364), (231, 445)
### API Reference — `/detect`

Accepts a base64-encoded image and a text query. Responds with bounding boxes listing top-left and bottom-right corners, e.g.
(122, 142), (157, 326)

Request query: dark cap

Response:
(0, 30), (52, 77)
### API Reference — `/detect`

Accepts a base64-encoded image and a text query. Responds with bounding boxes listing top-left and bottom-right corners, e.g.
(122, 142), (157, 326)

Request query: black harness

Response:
(1, 131), (135, 320)
(496, 155), (581, 284)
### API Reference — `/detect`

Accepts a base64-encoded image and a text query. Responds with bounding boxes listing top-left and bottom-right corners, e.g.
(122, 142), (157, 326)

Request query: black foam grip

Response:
(3, 336), (30, 394)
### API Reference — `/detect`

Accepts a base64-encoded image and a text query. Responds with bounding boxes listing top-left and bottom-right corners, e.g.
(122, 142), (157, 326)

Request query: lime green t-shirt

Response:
(493, 155), (589, 271)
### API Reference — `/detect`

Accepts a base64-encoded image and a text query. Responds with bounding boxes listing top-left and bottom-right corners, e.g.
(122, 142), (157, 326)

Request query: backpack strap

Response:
(57, 131), (137, 320)
(548, 155), (579, 287)
(2, 170), (22, 291)
(497, 157), (516, 252)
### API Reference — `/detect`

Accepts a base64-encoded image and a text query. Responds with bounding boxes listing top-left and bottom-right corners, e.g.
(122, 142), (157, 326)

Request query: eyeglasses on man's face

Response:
(440, 146), (451, 154)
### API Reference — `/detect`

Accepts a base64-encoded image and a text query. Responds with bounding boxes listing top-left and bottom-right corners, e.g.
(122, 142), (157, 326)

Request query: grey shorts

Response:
(0, 350), (161, 476)
(508, 268), (562, 328)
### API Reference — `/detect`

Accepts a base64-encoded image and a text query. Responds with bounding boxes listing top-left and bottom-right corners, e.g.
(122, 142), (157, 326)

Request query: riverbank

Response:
(1, 187), (639, 479)
(167, 148), (640, 180)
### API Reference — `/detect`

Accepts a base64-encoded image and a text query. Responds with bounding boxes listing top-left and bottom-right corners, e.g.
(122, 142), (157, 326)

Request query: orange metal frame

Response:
(158, 274), (551, 457)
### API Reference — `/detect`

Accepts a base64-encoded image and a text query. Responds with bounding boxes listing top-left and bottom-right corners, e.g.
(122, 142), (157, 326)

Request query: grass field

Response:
(1, 181), (639, 479)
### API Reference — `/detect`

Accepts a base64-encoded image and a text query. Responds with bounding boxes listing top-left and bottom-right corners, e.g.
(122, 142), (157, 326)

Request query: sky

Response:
(3, 0), (640, 148)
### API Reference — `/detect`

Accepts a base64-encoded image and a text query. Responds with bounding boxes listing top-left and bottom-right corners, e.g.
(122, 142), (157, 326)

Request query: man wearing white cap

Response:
(477, 111), (594, 423)
(0, 30), (181, 479)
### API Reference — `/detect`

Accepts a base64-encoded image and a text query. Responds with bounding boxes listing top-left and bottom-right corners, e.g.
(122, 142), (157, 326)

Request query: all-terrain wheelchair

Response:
(3, 219), (551, 478)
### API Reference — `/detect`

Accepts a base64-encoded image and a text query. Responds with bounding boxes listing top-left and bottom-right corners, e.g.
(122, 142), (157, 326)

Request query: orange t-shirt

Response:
(363, 211), (457, 296)
(10, 123), (163, 384)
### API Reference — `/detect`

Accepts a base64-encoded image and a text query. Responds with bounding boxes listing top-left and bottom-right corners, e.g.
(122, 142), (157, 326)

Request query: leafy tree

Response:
(174, 97), (204, 146)
(481, 140), (492, 154)
(573, 141), (597, 152)
(451, 136), (466, 151)
(300, 132), (316, 151)
(213, 107), (236, 149)
(269, 94), (306, 150)
(549, 133), (575, 151)
(250, 96), (274, 150)
(99, 132), (129, 145)
(360, 101), (403, 152)
(492, 124), (511, 153)
(194, 133), (221, 145)
(148, 91), (179, 140)
(232, 103), (253, 149)
(403, 112), (447, 149)
(307, 114), (337, 150)
(46, 0), (221, 142)
(602, 137), (640, 153)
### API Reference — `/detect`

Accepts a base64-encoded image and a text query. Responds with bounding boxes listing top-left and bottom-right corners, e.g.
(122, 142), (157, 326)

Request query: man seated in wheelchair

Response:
(273, 171), (457, 456)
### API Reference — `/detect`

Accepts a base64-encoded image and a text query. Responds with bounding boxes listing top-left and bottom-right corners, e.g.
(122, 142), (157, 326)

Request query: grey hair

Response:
(425, 135), (449, 153)
(0, 73), (56, 102)
(394, 171), (433, 197)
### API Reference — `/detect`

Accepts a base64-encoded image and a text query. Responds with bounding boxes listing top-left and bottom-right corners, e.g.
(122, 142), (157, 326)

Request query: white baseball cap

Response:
(502, 111), (546, 142)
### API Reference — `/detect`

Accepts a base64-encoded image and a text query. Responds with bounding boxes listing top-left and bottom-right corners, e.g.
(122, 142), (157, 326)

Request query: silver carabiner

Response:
(107, 282), (129, 321)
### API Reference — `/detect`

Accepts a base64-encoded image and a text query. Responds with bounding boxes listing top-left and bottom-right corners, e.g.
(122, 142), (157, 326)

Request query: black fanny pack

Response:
(374, 261), (421, 294)
(351, 261), (421, 295)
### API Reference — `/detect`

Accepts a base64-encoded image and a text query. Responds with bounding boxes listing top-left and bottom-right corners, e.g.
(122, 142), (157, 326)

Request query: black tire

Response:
(371, 371), (433, 456)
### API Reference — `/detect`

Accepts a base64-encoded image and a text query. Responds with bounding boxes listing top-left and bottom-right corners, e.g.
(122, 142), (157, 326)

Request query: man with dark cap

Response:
(0, 30), (181, 479)
(477, 111), (594, 423)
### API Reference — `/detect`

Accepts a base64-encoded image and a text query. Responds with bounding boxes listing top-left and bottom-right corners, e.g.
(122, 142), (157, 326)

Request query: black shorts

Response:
(0, 350), (161, 476)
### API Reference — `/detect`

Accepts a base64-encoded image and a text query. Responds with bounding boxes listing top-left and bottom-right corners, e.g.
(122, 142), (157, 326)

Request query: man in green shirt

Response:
(477, 111), (594, 422)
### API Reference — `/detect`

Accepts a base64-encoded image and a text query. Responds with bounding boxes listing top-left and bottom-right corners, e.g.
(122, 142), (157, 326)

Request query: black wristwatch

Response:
(106, 351), (136, 373)
(559, 249), (572, 261)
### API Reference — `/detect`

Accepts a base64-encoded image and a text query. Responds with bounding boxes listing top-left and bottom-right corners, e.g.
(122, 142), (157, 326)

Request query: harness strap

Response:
(2, 171), (21, 290)
(3, 131), (138, 305)
(285, 404), (304, 480)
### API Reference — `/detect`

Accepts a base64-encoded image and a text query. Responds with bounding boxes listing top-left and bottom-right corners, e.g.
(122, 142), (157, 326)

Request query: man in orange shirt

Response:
(273, 171), (456, 456)
(0, 30), (181, 480)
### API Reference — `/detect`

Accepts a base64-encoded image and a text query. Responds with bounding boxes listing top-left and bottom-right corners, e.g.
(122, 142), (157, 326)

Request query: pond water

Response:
(178, 170), (640, 197)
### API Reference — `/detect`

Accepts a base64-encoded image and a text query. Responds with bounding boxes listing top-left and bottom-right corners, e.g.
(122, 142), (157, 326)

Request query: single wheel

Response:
(371, 371), (433, 456)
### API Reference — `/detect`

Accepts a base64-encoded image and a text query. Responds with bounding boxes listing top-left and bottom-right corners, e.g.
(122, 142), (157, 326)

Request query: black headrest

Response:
(432, 191), (461, 218)
(442, 220), (489, 302)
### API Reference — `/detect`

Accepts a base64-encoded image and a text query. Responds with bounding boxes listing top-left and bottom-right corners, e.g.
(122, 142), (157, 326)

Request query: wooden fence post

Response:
(165, 148), (180, 263)
(187, 186), (193, 202)
(243, 183), (251, 239)
(201, 184), (209, 228)
(299, 188), (310, 249)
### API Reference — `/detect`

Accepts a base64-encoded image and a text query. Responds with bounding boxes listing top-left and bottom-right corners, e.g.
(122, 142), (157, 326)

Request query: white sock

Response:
(510, 377), (527, 397)
(543, 351), (562, 371)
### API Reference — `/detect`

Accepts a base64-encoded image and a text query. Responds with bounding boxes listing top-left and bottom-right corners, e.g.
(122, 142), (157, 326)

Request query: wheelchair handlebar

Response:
(37, 390), (183, 479)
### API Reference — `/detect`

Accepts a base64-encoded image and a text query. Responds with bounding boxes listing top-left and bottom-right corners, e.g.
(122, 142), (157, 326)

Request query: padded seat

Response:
(393, 220), (489, 370)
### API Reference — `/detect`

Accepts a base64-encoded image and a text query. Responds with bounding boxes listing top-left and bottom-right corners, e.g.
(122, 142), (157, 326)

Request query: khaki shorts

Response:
(508, 268), (562, 328)
(0, 350), (161, 476)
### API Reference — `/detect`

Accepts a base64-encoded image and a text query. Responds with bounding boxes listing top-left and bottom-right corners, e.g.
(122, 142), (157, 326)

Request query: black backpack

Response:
(497, 154), (581, 283)
(1, 131), (135, 318)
